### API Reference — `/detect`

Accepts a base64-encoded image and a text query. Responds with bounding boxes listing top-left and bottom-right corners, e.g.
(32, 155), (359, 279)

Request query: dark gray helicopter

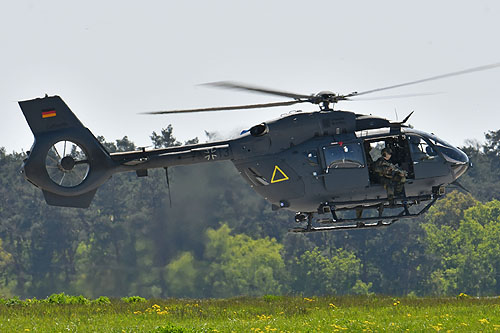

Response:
(19, 64), (499, 232)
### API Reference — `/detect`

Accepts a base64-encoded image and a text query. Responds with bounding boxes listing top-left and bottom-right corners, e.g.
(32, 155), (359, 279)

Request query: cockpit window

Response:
(427, 137), (469, 163)
(408, 136), (438, 161)
(408, 134), (468, 164)
(323, 142), (365, 169)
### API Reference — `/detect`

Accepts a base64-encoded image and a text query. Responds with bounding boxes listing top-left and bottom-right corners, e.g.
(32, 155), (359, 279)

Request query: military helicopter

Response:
(19, 63), (499, 232)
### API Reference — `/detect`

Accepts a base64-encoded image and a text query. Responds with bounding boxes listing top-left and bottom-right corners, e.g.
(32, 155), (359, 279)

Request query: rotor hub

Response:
(60, 155), (76, 171)
(45, 140), (90, 187)
(311, 91), (339, 110)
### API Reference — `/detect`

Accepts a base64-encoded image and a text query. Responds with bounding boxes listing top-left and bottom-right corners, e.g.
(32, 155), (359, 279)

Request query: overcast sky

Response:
(1, 0), (500, 153)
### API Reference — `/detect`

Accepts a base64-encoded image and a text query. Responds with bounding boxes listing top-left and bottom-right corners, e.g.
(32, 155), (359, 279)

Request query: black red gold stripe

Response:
(42, 110), (56, 118)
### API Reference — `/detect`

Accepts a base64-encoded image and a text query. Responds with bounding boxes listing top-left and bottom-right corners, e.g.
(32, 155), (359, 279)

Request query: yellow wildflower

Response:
(331, 324), (347, 330)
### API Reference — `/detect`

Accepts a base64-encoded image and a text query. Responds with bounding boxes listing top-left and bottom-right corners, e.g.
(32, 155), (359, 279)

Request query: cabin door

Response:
(407, 135), (450, 179)
(321, 141), (369, 195)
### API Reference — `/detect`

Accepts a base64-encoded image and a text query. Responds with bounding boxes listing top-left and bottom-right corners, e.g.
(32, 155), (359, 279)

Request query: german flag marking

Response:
(271, 165), (289, 183)
(42, 110), (56, 118)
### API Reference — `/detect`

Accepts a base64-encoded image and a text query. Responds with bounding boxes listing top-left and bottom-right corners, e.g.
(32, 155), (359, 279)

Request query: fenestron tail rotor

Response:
(144, 62), (500, 115)
(45, 140), (90, 187)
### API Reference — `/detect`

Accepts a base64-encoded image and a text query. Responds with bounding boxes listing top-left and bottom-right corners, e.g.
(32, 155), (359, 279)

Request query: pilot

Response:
(374, 147), (407, 204)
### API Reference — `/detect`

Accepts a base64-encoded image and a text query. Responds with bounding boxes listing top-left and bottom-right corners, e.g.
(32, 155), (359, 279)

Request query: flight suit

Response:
(373, 157), (406, 202)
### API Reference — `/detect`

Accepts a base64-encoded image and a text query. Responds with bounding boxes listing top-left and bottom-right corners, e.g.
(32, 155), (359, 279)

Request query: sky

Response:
(1, 0), (500, 153)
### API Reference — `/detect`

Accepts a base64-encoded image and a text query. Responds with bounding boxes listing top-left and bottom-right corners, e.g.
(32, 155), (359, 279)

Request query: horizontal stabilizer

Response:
(42, 189), (97, 208)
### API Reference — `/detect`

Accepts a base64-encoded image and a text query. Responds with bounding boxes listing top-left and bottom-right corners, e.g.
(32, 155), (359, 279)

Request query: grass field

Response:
(1, 294), (500, 332)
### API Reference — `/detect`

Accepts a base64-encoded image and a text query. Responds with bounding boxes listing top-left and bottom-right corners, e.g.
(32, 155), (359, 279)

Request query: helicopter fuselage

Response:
(19, 96), (469, 217)
(228, 110), (469, 213)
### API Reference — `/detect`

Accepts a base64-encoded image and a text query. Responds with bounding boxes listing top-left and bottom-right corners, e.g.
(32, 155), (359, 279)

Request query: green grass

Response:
(1, 295), (500, 332)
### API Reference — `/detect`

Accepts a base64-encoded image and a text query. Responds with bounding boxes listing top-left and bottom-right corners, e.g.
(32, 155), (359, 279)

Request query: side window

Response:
(408, 136), (438, 161)
(323, 142), (365, 169)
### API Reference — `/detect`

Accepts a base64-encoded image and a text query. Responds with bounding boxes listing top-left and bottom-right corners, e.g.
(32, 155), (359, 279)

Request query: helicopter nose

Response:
(450, 147), (469, 179)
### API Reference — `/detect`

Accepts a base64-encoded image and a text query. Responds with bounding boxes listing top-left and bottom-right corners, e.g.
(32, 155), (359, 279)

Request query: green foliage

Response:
(4, 296), (24, 306)
(460, 131), (500, 201)
(1, 295), (500, 331)
(203, 224), (286, 297)
(3, 126), (500, 299)
(351, 280), (373, 295)
(288, 247), (365, 295)
(150, 125), (181, 148)
(424, 191), (477, 228)
(0, 294), (114, 306)
(121, 296), (147, 303)
(152, 324), (186, 333)
(46, 293), (90, 305)
(0, 239), (12, 270)
(92, 296), (111, 305)
(423, 198), (500, 296)
(262, 294), (284, 302)
(164, 252), (199, 297)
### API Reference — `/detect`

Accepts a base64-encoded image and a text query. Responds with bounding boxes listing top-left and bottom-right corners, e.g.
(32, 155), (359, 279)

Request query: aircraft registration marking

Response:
(271, 165), (289, 183)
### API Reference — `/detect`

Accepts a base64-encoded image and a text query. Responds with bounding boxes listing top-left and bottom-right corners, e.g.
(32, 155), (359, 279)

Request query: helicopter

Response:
(18, 63), (499, 232)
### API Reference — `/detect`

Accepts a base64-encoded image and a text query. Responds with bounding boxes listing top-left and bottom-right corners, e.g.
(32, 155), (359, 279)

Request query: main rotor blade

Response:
(354, 62), (500, 97)
(349, 92), (443, 101)
(203, 81), (311, 100)
(143, 100), (306, 115)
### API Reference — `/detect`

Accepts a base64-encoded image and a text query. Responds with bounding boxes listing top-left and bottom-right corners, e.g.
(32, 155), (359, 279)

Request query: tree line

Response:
(1, 127), (500, 298)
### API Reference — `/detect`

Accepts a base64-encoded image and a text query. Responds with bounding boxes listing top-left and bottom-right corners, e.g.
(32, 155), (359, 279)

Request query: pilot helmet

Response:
(381, 147), (393, 156)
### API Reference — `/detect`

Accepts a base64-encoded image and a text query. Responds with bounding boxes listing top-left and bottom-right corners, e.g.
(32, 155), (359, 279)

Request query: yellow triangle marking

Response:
(271, 165), (289, 183)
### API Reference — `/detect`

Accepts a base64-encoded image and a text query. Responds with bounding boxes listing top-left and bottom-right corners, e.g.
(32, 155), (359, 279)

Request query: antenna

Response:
(164, 167), (172, 208)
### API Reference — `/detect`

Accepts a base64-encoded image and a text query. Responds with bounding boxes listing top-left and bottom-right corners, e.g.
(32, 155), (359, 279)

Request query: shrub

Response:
(46, 293), (90, 305)
(262, 295), (283, 302)
(121, 296), (147, 303)
(92, 296), (111, 305)
(5, 296), (24, 306)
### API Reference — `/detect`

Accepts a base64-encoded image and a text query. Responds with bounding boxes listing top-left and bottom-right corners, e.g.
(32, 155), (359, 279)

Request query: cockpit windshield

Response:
(408, 132), (469, 164)
(427, 137), (468, 164)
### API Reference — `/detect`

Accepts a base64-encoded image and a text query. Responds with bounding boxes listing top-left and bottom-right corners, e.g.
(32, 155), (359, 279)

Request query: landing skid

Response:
(290, 196), (438, 233)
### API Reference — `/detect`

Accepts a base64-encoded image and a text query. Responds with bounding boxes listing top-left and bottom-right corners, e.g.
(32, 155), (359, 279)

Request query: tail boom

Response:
(19, 95), (234, 208)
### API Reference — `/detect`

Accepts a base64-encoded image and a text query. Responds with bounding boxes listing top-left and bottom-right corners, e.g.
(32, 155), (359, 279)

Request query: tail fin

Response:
(19, 95), (86, 136)
(19, 95), (115, 208)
